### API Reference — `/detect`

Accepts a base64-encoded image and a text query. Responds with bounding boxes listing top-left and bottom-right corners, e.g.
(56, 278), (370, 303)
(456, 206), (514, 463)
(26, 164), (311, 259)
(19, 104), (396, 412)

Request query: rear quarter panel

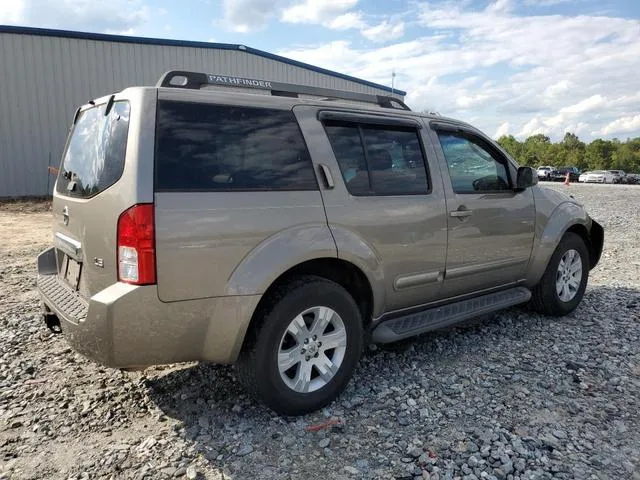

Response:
(155, 191), (332, 301)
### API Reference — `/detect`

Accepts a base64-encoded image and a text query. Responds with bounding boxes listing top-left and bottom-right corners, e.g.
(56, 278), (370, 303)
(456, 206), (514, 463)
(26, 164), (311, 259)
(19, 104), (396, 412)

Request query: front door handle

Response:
(450, 206), (473, 218)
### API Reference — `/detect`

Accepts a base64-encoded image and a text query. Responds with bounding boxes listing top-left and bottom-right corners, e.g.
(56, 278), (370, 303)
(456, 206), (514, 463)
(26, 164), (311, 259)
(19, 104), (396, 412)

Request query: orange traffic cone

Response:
(563, 171), (570, 186)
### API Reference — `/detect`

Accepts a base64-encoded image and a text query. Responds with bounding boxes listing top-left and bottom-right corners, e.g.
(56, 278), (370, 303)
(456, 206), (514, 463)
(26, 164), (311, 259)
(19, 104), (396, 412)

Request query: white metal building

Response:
(0, 26), (405, 198)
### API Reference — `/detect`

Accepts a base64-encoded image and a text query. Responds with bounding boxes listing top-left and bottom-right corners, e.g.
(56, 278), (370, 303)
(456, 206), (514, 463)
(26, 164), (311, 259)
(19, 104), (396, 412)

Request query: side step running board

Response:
(372, 287), (531, 343)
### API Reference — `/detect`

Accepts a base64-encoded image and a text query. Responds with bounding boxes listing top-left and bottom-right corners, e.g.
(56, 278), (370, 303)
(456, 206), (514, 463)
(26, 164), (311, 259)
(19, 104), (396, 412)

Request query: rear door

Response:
(429, 125), (536, 298)
(51, 89), (156, 299)
(294, 106), (448, 315)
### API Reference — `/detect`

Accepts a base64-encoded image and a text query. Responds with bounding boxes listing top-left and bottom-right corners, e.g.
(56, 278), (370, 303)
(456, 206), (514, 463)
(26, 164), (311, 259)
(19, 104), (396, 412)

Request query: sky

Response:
(1, 0), (639, 141)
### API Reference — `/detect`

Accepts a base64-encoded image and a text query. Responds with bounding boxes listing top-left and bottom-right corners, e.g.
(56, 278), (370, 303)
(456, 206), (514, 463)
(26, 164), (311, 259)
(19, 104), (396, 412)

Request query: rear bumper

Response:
(37, 247), (261, 368)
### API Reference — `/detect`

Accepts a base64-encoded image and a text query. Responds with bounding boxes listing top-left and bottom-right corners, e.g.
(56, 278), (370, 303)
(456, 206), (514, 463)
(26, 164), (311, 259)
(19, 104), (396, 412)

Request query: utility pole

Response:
(391, 70), (396, 95)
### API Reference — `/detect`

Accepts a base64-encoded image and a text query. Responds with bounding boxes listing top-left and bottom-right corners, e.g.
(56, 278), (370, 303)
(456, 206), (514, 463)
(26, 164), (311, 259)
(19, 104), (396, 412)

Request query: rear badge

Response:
(94, 257), (104, 268)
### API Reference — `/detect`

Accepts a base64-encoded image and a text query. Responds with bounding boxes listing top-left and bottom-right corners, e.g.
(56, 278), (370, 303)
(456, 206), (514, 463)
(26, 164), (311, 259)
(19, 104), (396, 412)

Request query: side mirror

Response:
(516, 166), (538, 190)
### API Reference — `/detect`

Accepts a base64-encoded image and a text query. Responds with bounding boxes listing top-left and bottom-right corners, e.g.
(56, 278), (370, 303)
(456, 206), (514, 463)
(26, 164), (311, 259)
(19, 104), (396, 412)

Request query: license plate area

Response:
(62, 255), (82, 290)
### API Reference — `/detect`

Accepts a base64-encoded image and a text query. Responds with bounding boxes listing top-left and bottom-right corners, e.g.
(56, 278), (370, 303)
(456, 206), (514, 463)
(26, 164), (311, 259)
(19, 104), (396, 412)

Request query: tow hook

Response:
(43, 313), (62, 334)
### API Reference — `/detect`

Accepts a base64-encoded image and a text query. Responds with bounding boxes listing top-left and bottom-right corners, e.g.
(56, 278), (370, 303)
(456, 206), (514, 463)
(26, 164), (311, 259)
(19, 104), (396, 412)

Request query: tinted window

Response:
(437, 132), (510, 194)
(56, 101), (130, 198)
(323, 123), (369, 195)
(155, 101), (317, 191)
(324, 121), (429, 196)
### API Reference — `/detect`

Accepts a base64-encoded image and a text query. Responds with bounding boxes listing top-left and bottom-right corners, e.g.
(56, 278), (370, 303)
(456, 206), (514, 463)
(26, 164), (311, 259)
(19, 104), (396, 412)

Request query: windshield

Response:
(56, 101), (130, 198)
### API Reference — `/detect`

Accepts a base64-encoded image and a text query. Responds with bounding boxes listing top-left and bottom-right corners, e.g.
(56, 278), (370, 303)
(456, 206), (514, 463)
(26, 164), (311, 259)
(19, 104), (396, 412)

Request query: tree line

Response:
(496, 133), (640, 173)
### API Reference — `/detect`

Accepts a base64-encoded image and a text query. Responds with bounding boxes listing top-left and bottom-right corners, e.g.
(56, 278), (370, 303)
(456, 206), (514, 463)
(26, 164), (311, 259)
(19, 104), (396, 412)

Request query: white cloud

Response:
(600, 115), (640, 136)
(222, 0), (282, 32)
(327, 12), (365, 30)
(486, 0), (513, 14)
(0, 0), (150, 34)
(543, 80), (570, 99)
(281, 0), (401, 39)
(494, 121), (510, 138)
(279, 2), (640, 140)
(524, 0), (575, 5)
(223, 0), (402, 39)
(281, 0), (358, 26)
(361, 20), (405, 42)
(456, 93), (491, 109)
(517, 118), (549, 137)
(0, 1), (25, 24)
(609, 92), (640, 108)
(559, 94), (605, 114)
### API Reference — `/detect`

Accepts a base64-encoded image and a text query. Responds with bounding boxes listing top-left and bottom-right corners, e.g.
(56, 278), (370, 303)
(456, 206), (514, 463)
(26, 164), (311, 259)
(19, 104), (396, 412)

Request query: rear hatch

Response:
(51, 98), (132, 299)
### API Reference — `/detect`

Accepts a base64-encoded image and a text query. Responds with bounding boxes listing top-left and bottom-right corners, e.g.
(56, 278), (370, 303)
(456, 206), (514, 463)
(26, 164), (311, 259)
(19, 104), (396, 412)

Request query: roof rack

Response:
(156, 70), (411, 111)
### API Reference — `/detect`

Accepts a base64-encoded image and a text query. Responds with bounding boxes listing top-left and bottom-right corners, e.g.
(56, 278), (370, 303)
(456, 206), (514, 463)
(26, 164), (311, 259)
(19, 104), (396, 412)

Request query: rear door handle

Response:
(318, 163), (335, 189)
(450, 207), (473, 218)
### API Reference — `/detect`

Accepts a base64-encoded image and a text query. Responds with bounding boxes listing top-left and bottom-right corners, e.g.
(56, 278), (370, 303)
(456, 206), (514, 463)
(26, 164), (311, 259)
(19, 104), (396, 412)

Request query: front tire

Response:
(531, 232), (589, 316)
(236, 275), (363, 416)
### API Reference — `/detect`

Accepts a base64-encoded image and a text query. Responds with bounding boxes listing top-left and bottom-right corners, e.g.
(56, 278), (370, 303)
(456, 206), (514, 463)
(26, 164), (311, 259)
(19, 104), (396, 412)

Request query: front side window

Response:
(437, 132), (511, 194)
(155, 101), (317, 191)
(56, 101), (130, 198)
(324, 120), (429, 196)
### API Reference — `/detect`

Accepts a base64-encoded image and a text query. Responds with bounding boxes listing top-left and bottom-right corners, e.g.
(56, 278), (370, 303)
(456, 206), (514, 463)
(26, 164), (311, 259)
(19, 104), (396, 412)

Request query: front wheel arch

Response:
(565, 224), (595, 268)
(525, 202), (594, 288)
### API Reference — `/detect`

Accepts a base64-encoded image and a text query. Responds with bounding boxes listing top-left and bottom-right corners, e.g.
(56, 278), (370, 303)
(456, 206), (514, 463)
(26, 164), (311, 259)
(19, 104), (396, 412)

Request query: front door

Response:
(430, 126), (536, 298)
(294, 106), (449, 316)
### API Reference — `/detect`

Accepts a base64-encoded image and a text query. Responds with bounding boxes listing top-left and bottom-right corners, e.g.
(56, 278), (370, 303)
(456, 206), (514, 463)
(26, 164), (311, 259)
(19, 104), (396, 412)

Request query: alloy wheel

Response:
(556, 249), (583, 302)
(277, 306), (347, 393)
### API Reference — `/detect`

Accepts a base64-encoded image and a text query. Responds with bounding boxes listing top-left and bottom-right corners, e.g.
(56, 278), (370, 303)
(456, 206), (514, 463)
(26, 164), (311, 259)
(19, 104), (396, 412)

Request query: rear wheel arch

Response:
(241, 258), (374, 352)
(236, 269), (368, 414)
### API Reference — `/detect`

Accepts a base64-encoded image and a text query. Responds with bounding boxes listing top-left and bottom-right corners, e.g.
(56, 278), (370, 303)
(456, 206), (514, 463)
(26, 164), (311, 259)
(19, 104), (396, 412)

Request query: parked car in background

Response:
(537, 166), (554, 180)
(550, 167), (580, 182)
(623, 173), (639, 185)
(581, 170), (616, 183)
(607, 170), (626, 184)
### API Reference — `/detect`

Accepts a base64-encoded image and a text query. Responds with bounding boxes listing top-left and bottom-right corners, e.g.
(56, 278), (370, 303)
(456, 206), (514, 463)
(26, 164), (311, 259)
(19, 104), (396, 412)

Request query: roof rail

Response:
(156, 70), (411, 111)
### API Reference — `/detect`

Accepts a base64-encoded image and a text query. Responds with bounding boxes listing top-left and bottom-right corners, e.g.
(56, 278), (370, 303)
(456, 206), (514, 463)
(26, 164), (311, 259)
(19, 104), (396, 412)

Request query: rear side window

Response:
(155, 101), (317, 191)
(324, 120), (429, 196)
(56, 101), (130, 198)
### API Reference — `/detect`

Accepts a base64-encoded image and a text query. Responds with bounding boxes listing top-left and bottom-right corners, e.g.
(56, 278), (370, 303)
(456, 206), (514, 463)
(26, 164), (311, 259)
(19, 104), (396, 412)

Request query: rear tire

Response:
(531, 232), (589, 316)
(236, 275), (363, 416)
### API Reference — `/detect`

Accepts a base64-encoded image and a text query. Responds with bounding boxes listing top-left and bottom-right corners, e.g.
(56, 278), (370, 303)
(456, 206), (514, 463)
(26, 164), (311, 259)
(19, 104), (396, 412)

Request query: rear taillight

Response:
(117, 204), (156, 285)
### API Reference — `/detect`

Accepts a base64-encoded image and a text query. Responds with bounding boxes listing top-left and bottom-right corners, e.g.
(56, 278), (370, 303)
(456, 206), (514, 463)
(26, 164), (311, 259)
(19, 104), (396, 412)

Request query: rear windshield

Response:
(155, 101), (317, 191)
(56, 101), (130, 198)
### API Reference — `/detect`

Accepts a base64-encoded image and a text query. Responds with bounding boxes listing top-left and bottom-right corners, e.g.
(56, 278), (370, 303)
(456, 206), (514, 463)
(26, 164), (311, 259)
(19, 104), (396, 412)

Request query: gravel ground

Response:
(1, 184), (639, 480)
